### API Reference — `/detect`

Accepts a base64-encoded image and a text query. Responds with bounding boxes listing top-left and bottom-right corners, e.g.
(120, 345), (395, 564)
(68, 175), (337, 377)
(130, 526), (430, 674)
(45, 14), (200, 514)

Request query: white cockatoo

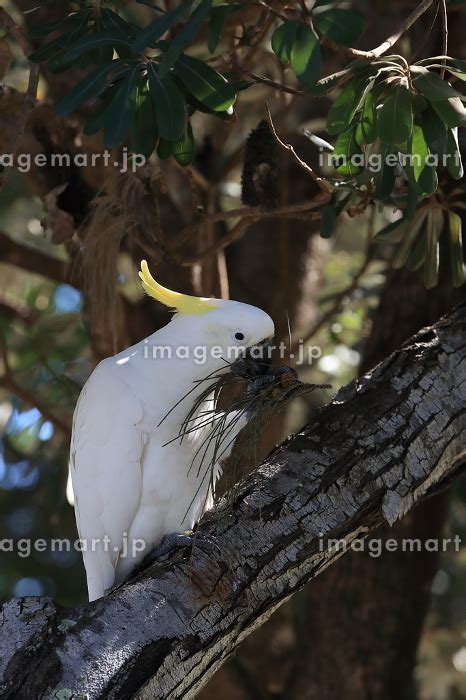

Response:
(70, 261), (274, 601)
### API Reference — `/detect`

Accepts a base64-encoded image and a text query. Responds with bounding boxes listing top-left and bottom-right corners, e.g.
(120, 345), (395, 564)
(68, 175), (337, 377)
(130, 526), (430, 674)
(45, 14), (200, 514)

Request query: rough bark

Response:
(292, 264), (466, 700)
(1, 304), (466, 700)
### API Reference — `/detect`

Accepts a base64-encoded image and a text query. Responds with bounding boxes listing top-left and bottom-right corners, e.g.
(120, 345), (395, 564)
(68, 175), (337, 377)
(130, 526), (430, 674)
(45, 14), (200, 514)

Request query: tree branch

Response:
(317, 0), (436, 60)
(0, 231), (82, 288)
(1, 304), (466, 699)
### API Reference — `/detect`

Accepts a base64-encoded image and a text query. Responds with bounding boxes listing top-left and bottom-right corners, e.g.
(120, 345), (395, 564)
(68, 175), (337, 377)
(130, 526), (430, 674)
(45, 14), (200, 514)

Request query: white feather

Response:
(70, 300), (274, 600)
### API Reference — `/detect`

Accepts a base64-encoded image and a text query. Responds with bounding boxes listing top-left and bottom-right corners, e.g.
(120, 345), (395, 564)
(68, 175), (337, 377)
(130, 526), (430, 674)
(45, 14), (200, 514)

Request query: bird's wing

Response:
(70, 360), (146, 600)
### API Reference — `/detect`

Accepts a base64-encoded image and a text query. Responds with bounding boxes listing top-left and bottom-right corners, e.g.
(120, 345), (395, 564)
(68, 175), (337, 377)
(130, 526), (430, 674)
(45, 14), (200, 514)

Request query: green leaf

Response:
(83, 83), (121, 135)
(412, 93), (428, 115)
(410, 66), (462, 101)
(304, 67), (353, 96)
(355, 90), (377, 145)
(420, 106), (447, 156)
(402, 123), (438, 197)
(271, 21), (298, 64)
(314, 9), (363, 46)
(410, 123), (431, 182)
(448, 210), (465, 287)
(157, 138), (174, 159)
(332, 126), (363, 176)
(405, 232), (426, 271)
(319, 202), (336, 238)
(393, 206), (428, 268)
(208, 4), (230, 52)
(173, 121), (195, 165)
(374, 217), (409, 244)
(100, 8), (138, 39)
(159, 0), (213, 77)
(63, 33), (133, 62)
(377, 83), (413, 144)
(326, 75), (371, 135)
(148, 62), (187, 140)
(174, 53), (236, 112)
(373, 143), (397, 199)
(290, 23), (321, 85)
(446, 127), (464, 180)
(103, 65), (140, 149)
(133, 0), (194, 52)
(56, 61), (129, 116)
(424, 207), (442, 288)
(29, 36), (65, 63)
(431, 97), (466, 128)
(131, 79), (158, 157)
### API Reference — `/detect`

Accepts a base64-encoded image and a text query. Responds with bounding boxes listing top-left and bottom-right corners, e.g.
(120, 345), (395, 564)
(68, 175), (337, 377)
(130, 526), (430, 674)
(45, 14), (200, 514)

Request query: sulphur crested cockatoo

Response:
(70, 261), (274, 601)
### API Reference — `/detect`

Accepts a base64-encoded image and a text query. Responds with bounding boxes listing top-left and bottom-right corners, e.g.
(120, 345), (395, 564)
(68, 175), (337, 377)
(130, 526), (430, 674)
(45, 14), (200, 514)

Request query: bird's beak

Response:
(233, 338), (273, 377)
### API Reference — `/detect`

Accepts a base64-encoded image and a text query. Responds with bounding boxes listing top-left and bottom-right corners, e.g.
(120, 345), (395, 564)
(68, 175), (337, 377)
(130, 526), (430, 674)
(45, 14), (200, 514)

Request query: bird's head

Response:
(139, 260), (274, 361)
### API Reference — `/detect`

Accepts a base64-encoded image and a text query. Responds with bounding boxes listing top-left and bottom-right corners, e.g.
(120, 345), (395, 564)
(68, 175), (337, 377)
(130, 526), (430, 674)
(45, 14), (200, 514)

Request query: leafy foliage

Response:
(29, 0), (240, 164)
(21, 1), (466, 286)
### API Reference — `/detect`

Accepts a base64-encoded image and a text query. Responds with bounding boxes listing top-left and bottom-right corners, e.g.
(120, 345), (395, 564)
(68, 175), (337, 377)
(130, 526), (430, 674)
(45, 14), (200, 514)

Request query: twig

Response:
(0, 332), (72, 439)
(316, 0), (435, 60)
(243, 71), (305, 97)
(166, 198), (326, 265)
(0, 7), (40, 190)
(251, 1), (288, 23)
(175, 217), (259, 266)
(439, 0), (448, 79)
(265, 103), (331, 197)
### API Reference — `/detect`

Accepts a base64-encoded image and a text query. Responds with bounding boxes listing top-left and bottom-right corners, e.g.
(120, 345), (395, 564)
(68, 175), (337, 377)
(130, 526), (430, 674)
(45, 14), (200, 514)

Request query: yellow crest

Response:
(138, 260), (217, 315)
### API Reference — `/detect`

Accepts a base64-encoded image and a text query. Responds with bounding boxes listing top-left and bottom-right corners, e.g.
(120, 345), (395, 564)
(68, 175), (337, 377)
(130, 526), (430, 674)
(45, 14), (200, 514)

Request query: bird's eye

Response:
(234, 331), (245, 341)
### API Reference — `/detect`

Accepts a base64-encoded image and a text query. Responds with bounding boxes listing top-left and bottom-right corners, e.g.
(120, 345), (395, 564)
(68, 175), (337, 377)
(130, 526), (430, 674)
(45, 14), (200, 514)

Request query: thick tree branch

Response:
(0, 231), (82, 288)
(1, 304), (466, 699)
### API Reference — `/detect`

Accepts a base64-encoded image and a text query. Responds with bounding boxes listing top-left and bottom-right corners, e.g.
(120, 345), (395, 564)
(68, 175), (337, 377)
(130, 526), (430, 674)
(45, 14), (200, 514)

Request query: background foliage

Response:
(0, 0), (465, 697)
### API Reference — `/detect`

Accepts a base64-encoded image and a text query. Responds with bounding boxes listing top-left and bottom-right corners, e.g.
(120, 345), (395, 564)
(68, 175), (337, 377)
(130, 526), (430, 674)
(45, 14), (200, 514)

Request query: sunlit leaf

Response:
(424, 207), (442, 288)
(377, 83), (413, 144)
(448, 210), (465, 287)
(271, 20), (298, 64)
(393, 207), (428, 268)
(431, 96), (466, 127)
(446, 127), (464, 179)
(332, 126), (363, 176)
(355, 90), (377, 145)
(173, 121), (195, 165)
(411, 66), (463, 101)
(290, 23), (321, 86)
(159, 0), (212, 77)
(174, 54), (236, 112)
(327, 76), (371, 135)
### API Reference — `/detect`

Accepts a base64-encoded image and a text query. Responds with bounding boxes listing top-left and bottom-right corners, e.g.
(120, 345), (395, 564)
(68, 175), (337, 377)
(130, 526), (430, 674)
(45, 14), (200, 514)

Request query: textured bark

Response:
(292, 265), (466, 700)
(1, 304), (466, 700)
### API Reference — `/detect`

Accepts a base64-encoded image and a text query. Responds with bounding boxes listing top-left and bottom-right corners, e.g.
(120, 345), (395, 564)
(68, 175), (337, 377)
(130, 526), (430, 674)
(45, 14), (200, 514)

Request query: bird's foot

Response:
(128, 530), (222, 583)
(139, 531), (194, 570)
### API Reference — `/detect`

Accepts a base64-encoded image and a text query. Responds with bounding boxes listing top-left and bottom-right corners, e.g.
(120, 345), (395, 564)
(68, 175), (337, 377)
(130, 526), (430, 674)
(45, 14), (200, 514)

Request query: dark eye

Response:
(234, 331), (245, 341)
